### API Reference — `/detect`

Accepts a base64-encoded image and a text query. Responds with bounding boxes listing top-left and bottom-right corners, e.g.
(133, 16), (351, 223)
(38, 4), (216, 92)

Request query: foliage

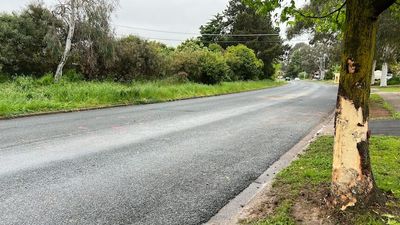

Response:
(225, 44), (264, 81)
(110, 36), (167, 82)
(0, 79), (283, 117)
(198, 50), (231, 84)
(388, 76), (400, 85)
(199, 0), (286, 78)
(53, 0), (118, 81)
(0, 3), (63, 77)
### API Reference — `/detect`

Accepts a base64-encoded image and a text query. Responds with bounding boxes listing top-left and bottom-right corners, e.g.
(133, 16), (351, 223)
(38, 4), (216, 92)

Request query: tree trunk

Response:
(371, 60), (376, 85)
(380, 62), (388, 87)
(332, 0), (379, 210)
(55, 1), (76, 82)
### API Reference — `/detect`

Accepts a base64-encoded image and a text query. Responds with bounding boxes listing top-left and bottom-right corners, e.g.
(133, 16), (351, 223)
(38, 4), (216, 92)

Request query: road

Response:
(0, 81), (337, 225)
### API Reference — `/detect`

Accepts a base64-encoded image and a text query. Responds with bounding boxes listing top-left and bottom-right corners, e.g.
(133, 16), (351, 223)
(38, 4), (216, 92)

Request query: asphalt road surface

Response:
(0, 81), (337, 225)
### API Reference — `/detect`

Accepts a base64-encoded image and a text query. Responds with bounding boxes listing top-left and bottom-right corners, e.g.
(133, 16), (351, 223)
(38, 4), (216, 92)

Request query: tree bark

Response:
(371, 60), (376, 85)
(332, 0), (380, 210)
(380, 62), (388, 87)
(55, 0), (76, 82)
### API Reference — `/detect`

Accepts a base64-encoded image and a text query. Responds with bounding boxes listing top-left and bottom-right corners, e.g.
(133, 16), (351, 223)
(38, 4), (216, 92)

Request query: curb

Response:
(205, 111), (335, 225)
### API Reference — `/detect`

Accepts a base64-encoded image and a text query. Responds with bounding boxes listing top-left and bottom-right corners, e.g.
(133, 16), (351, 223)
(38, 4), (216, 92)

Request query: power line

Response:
(140, 36), (282, 43)
(114, 24), (280, 37)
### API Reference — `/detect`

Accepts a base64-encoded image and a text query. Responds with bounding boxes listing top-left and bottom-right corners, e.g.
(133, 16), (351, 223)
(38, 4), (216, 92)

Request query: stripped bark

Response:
(332, 0), (395, 210)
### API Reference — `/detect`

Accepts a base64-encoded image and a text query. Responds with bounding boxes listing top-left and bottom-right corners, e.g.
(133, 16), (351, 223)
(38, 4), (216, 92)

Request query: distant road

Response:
(0, 81), (337, 225)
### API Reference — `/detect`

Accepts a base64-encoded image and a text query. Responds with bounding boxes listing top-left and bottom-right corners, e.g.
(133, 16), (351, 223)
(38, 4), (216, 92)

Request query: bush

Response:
(111, 36), (167, 82)
(36, 73), (54, 85)
(170, 49), (202, 82)
(388, 76), (400, 85)
(324, 69), (334, 80)
(198, 51), (231, 85)
(64, 69), (84, 82)
(14, 76), (35, 91)
(225, 44), (264, 81)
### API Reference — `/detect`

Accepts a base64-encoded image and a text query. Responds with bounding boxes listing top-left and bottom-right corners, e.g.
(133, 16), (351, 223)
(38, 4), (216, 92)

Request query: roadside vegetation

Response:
(0, 77), (282, 118)
(0, 2), (286, 118)
(370, 94), (400, 120)
(242, 136), (400, 225)
(377, 86), (400, 93)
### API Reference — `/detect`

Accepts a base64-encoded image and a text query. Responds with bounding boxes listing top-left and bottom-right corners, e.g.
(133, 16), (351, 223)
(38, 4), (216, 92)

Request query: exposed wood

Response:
(332, 0), (379, 210)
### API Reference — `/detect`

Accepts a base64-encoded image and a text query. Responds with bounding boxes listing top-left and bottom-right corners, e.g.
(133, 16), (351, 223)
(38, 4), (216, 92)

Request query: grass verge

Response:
(377, 86), (400, 93)
(243, 136), (400, 225)
(370, 94), (400, 120)
(0, 79), (284, 118)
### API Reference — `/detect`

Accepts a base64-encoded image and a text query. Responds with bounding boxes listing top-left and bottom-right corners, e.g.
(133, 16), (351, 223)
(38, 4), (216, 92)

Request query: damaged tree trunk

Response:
(332, 0), (394, 210)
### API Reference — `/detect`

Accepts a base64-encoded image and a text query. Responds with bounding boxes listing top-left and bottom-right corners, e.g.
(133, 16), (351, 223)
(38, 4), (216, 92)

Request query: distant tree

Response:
(376, 8), (400, 86)
(199, 0), (286, 78)
(53, 0), (118, 82)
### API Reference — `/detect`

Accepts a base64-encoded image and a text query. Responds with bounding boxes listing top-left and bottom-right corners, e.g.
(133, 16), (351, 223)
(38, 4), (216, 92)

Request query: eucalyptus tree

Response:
(244, 0), (397, 210)
(53, 0), (118, 82)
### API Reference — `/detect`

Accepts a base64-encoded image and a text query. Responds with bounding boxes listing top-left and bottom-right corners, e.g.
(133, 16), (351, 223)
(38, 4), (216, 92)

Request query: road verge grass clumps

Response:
(242, 136), (400, 225)
(370, 94), (400, 120)
(0, 78), (284, 118)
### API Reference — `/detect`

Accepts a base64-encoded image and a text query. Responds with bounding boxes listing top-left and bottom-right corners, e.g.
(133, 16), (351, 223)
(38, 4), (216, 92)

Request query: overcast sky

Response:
(2, 0), (309, 46)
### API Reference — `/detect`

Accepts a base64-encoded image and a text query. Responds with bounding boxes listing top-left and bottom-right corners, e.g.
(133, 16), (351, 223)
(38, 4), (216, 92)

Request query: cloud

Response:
(2, 0), (229, 46)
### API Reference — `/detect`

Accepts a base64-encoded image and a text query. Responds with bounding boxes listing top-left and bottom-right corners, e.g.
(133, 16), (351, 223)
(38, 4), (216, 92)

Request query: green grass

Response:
(377, 86), (400, 93)
(252, 136), (400, 225)
(0, 78), (284, 118)
(370, 94), (400, 119)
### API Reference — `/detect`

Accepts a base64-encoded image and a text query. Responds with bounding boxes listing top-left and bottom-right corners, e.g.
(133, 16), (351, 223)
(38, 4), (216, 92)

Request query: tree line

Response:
(0, 0), (285, 85)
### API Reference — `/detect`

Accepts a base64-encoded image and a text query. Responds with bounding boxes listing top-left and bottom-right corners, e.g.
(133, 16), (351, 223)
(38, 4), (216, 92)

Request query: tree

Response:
(244, 0), (396, 210)
(0, 3), (62, 76)
(285, 42), (336, 79)
(53, 0), (118, 82)
(376, 8), (400, 86)
(199, 0), (285, 78)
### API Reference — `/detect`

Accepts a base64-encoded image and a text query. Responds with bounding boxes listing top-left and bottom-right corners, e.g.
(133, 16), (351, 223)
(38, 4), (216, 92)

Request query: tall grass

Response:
(0, 78), (284, 117)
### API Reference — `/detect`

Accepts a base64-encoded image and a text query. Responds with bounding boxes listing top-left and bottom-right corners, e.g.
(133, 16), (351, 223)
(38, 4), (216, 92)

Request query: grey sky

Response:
(2, 0), (309, 46)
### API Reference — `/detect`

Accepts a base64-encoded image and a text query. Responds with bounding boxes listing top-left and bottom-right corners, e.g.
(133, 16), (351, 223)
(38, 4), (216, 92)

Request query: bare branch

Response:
(295, 1), (347, 19)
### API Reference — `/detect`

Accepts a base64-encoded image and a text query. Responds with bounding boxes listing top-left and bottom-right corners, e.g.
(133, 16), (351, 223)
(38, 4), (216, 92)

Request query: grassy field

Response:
(0, 78), (284, 118)
(246, 136), (400, 225)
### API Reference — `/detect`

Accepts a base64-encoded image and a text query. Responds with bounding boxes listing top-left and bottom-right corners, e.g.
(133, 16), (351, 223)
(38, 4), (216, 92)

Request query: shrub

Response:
(324, 69), (334, 80)
(170, 50), (202, 82)
(36, 73), (54, 85)
(225, 44), (264, 81)
(64, 69), (84, 82)
(14, 76), (35, 91)
(112, 36), (167, 82)
(198, 51), (231, 85)
(388, 76), (400, 85)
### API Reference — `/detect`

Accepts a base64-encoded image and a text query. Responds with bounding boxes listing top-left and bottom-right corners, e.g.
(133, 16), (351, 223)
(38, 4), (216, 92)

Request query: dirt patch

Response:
(292, 184), (333, 225)
(240, 183), (400, 225)
(370, 100), (391, 119)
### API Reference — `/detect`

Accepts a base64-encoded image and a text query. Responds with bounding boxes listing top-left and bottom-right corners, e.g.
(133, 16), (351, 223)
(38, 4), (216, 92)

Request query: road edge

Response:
(205, 111), (335, 225)
(0, 83), (287, 121)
